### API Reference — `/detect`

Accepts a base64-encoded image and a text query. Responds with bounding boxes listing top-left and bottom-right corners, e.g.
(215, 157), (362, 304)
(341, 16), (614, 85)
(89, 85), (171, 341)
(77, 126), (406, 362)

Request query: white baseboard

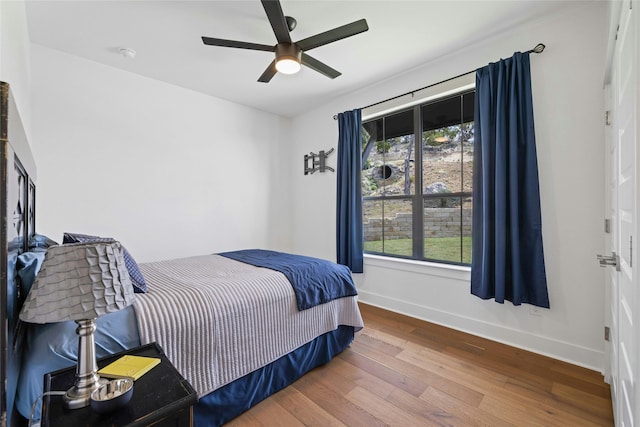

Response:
(358, 289), (605, 373)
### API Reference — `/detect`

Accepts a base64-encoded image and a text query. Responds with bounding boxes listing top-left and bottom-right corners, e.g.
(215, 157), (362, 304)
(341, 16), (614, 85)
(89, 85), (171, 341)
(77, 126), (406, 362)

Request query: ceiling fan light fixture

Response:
(276, 58), (301, 74)
(275, 44), (301, 74)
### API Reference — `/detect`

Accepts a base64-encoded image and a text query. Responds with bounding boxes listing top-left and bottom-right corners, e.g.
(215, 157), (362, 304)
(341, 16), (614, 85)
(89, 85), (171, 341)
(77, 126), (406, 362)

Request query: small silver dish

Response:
(89, 378), (134, 413)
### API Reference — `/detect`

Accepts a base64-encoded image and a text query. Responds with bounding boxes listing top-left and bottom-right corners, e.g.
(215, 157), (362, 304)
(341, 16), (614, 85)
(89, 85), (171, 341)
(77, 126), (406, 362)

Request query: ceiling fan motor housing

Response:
(276, 44), (301, 62)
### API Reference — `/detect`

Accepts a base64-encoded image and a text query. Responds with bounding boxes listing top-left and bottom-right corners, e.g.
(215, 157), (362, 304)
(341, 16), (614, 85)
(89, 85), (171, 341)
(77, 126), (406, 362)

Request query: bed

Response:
(1, 81), (38, 427)
(0, 81), (363, 426)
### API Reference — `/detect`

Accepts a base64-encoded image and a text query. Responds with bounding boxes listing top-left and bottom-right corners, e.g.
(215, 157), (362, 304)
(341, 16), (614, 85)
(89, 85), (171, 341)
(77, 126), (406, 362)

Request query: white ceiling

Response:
(25, 0), (577, 117)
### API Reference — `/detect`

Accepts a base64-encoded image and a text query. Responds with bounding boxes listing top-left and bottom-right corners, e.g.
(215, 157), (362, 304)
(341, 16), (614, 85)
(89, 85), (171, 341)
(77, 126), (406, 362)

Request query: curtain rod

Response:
(333, 43), (546, 120)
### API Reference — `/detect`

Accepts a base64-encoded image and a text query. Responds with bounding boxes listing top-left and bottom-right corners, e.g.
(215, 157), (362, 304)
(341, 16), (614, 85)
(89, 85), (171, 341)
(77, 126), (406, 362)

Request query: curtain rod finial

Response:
(532, 43), (545, 54)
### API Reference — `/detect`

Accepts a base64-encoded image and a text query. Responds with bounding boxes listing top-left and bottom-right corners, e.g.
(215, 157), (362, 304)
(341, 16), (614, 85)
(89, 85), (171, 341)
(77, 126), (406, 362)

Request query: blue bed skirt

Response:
(194, 325), (355, 426)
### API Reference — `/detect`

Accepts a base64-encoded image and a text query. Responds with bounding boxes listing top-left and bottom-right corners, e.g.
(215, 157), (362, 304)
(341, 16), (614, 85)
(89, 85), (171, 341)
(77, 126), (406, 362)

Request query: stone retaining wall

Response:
(364, 208), (472, 241)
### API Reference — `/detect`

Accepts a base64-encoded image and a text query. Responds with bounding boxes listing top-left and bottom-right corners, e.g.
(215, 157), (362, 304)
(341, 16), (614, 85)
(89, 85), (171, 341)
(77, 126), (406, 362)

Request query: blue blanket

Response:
(219, 249), (357, 311)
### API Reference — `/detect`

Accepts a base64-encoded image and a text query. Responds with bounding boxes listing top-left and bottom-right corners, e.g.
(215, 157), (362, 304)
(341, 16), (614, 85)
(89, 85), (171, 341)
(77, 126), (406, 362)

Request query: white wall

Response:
(0, 0), (31, 137)
(30, 45), (293, 262)
(289, 2), (608, 370)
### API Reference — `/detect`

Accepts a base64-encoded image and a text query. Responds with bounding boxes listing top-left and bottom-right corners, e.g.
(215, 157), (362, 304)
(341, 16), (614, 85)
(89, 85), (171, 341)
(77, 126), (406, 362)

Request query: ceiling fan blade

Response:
(296, 19), (369, 51)
(258, 60), (278, 83)
(261, 0), (291, 44)
(202, 37), (274, 52)
(301, 53), (341, 79)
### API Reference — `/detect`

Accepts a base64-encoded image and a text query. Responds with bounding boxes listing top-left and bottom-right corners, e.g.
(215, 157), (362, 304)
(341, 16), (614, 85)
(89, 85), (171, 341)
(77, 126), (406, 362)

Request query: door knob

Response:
(597, 252), (620, 271)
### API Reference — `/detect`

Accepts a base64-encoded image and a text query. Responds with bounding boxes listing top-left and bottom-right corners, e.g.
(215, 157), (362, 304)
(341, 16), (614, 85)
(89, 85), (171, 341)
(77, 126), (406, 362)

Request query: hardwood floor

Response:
(227, 302), (614, 426)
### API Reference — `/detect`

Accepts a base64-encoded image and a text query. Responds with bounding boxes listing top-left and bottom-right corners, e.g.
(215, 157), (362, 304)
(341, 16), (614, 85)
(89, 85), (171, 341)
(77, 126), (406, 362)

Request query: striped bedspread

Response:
(132, 254), (364, 397)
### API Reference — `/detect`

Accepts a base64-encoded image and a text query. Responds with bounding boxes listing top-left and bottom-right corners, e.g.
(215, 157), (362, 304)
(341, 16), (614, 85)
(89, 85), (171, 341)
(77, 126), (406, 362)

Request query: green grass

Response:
(364, 236), (472, 264)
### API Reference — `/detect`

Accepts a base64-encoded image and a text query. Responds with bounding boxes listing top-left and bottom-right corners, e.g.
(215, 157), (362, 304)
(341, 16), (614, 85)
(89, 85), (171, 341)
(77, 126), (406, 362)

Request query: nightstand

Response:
(41, 342), (198, 427)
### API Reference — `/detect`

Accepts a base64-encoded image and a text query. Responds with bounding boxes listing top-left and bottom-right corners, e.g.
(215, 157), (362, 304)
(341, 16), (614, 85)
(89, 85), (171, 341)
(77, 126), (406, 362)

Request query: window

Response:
(361, 90), (474, 265)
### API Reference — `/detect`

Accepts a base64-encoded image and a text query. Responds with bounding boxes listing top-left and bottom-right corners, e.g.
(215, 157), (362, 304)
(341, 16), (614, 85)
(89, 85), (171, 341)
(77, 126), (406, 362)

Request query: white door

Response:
(606, 1), (638, 425)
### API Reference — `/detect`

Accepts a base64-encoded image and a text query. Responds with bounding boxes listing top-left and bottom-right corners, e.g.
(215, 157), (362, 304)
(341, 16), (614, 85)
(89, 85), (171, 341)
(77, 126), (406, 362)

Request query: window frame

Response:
(361, 87), (475, 266)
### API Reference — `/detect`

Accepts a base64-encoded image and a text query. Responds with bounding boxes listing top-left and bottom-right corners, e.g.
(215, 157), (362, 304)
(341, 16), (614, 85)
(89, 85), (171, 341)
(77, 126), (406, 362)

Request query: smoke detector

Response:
(118, 48), (136, 59)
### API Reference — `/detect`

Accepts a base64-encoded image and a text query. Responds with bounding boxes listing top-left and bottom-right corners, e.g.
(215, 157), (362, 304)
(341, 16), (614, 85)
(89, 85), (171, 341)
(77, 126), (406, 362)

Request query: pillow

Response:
(62, 232), (147, 293)
(17, 251), (46, 296)
(28, 234), (59, 252)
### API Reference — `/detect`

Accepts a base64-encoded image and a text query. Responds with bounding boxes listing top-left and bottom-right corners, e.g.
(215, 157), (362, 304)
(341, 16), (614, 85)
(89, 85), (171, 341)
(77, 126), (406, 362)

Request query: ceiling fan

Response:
(201, 0), (369, 83)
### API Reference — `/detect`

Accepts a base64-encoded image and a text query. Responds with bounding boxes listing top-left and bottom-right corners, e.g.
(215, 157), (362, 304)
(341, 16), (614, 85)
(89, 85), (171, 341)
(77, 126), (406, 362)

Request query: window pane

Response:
(423, 196), (469, 263)
(461, 123), (474, 193)
(422, 96), (462, 195)
(462, 92), (475, 193)
(362, 110), (414, 197)
(363, 198), (413, 257)
(462, 195), (472, 263)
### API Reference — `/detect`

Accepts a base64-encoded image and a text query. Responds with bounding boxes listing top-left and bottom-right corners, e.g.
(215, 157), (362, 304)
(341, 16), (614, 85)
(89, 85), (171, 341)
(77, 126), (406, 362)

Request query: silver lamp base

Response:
(64, 377), (108, 409)
(64, 319), (107, 409)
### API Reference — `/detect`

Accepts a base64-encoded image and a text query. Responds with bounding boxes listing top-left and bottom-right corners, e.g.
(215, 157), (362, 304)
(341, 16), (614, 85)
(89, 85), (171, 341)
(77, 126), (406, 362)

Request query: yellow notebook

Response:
(98, 355), (161, 381)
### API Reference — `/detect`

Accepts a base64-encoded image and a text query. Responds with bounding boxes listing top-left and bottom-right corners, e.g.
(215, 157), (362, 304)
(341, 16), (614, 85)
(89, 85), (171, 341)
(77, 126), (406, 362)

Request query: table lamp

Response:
(19, 241), (135, 409)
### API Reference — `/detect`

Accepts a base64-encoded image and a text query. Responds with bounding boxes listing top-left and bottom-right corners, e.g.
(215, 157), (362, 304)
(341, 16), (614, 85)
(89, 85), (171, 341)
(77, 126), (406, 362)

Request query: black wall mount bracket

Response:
(304, 148), (335, 175)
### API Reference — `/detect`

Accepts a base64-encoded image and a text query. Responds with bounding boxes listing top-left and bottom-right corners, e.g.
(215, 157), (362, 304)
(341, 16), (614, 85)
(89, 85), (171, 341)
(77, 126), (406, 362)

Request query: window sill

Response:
(363, 254), (471, 282)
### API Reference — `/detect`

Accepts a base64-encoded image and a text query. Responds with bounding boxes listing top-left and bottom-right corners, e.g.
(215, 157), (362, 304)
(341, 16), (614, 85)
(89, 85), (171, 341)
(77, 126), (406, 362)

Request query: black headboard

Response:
(0, 81), (37, 426)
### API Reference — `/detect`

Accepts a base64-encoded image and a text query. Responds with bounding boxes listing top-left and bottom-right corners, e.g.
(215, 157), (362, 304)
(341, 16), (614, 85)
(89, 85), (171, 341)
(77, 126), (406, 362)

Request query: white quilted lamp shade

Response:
(19, 241), (135, 324)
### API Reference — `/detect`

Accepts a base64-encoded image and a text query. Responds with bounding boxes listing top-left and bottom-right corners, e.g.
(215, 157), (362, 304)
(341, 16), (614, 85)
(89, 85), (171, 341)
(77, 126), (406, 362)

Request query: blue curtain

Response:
(471, 52), (550, 308)
(336, 109), (363, 273)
